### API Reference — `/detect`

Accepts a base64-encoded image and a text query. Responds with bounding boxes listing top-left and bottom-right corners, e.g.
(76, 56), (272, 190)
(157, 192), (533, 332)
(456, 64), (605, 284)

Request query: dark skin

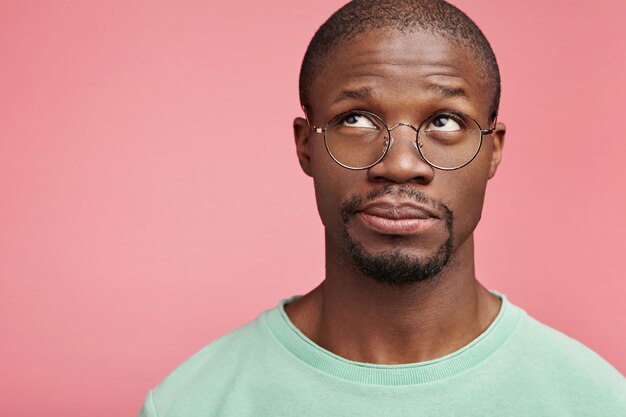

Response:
(288, 29), (506, 365)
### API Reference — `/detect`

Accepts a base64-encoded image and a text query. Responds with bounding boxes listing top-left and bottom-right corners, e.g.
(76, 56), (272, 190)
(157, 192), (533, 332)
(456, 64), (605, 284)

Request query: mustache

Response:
(341, 186), (453, 227)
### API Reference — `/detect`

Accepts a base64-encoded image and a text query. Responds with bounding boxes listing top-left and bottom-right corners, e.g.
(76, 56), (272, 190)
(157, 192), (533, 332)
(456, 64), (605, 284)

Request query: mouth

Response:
(355, 201), (439, 235)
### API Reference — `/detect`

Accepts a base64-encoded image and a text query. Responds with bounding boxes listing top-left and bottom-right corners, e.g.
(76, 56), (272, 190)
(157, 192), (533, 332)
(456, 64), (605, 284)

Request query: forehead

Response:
(309, 30), (492, 121)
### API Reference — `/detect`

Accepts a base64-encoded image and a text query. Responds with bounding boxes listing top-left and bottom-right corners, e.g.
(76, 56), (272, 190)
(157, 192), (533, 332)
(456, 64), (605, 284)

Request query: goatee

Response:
(341, 186), (454, 286)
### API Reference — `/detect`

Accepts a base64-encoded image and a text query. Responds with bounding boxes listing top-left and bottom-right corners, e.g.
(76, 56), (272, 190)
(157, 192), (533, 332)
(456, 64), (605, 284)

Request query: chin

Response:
(346, 235), (454, 286)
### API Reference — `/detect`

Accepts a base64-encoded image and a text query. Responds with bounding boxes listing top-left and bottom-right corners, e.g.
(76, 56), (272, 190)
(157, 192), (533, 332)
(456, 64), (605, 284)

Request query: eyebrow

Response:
(427, 84), (466, 98)
(332, 87), (372, 104)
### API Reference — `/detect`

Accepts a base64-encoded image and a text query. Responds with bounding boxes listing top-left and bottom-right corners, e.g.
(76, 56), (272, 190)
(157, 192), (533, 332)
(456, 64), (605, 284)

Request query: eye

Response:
(340, 112), (378, 129)
(427, 113), (463, 132)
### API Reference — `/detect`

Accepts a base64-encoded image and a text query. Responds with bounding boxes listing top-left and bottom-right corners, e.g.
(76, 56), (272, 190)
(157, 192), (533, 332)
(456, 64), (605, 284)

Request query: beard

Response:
(340, 186), (454, 286)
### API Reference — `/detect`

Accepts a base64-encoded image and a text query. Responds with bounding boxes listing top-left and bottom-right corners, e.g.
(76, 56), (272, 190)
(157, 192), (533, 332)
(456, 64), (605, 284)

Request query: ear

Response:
(488, 122), (506, 179)
(294, 117), (313, 177)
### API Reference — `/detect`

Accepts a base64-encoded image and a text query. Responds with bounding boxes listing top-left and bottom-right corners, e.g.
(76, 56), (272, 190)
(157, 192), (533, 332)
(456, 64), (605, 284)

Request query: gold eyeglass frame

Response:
(305, 108), (496, 171)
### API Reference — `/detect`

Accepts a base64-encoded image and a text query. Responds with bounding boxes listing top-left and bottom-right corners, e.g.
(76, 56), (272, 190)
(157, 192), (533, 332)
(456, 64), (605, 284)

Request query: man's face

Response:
(294, 30), (505, 284)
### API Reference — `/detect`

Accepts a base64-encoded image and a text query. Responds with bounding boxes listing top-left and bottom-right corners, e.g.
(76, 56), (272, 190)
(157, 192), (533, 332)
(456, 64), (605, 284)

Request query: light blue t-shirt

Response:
(138, 292), (626, 416)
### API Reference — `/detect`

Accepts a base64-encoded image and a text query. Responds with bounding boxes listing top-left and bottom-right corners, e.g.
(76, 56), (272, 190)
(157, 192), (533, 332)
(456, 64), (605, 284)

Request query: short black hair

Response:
(299, 0), (501, 122)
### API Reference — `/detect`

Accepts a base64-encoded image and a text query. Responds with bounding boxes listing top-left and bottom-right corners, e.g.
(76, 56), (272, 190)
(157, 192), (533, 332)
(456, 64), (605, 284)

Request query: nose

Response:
(367, 123), (435, 184)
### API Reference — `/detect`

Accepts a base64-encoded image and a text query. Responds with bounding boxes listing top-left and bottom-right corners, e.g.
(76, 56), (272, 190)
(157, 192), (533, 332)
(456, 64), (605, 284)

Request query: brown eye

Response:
(428, 114), (463, 131)
(341, 113), (377, 129)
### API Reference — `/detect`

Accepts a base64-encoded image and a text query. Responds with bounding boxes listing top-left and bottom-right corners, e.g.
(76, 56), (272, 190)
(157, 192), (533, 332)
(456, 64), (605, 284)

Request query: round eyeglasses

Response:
(309, 110), (495, 171)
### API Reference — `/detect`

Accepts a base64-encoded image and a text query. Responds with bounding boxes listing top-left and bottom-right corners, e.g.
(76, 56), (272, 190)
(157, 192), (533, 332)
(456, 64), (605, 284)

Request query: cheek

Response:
(313, 172), (357, 226)
(310, 147), (350, 231)
(446, 152), (492, 242)
(442, 180), (486, 254)
(312, 175), (335, 228)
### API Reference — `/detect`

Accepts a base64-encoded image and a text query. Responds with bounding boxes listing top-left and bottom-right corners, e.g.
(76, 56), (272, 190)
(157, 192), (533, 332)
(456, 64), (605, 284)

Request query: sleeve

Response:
(137, 390), (158, 417)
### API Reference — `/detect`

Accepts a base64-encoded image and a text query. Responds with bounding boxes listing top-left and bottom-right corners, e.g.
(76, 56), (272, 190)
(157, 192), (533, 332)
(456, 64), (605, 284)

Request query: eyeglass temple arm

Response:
(481, 117), (498, 135)
(302, 105), (325, 133)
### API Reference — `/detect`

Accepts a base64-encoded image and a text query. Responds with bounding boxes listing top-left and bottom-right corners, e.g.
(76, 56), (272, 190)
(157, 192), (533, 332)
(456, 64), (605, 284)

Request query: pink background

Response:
(1, 1), (625, 415)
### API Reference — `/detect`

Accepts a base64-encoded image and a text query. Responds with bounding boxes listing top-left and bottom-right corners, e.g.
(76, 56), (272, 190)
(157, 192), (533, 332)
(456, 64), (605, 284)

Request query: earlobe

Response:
(294, 117), (313, 177)
(488, 122), (506, 179)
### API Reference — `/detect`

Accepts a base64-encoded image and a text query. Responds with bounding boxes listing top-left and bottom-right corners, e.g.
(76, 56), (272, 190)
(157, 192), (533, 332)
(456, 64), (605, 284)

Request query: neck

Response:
(284, 234), (501, 364)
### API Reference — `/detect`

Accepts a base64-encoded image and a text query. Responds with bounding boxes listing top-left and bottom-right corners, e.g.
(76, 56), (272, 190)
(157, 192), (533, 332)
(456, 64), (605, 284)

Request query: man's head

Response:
(293, 0), (506, 286)
(299, 0), (501, 123)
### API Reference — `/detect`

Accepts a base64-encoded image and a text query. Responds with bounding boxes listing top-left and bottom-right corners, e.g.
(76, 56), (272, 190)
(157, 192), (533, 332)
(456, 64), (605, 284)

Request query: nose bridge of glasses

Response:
(386, 122), (420, 150)
(388, 122), (419, 133)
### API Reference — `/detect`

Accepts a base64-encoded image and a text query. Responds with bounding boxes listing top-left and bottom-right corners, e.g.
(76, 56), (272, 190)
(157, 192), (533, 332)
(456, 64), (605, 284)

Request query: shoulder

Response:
(146, 308), (279, 415)
(515, 310), (622, 375)
(160, 309), (274, 380)
(502, 304), (626, 409)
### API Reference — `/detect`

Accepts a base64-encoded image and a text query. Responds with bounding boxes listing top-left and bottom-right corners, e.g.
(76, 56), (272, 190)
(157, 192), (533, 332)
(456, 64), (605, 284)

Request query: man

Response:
(139, 1), (626, 415)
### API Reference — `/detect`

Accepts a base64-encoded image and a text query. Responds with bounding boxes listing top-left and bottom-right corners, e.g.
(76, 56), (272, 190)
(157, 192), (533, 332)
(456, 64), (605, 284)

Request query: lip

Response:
(355, 201), (439, 235)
